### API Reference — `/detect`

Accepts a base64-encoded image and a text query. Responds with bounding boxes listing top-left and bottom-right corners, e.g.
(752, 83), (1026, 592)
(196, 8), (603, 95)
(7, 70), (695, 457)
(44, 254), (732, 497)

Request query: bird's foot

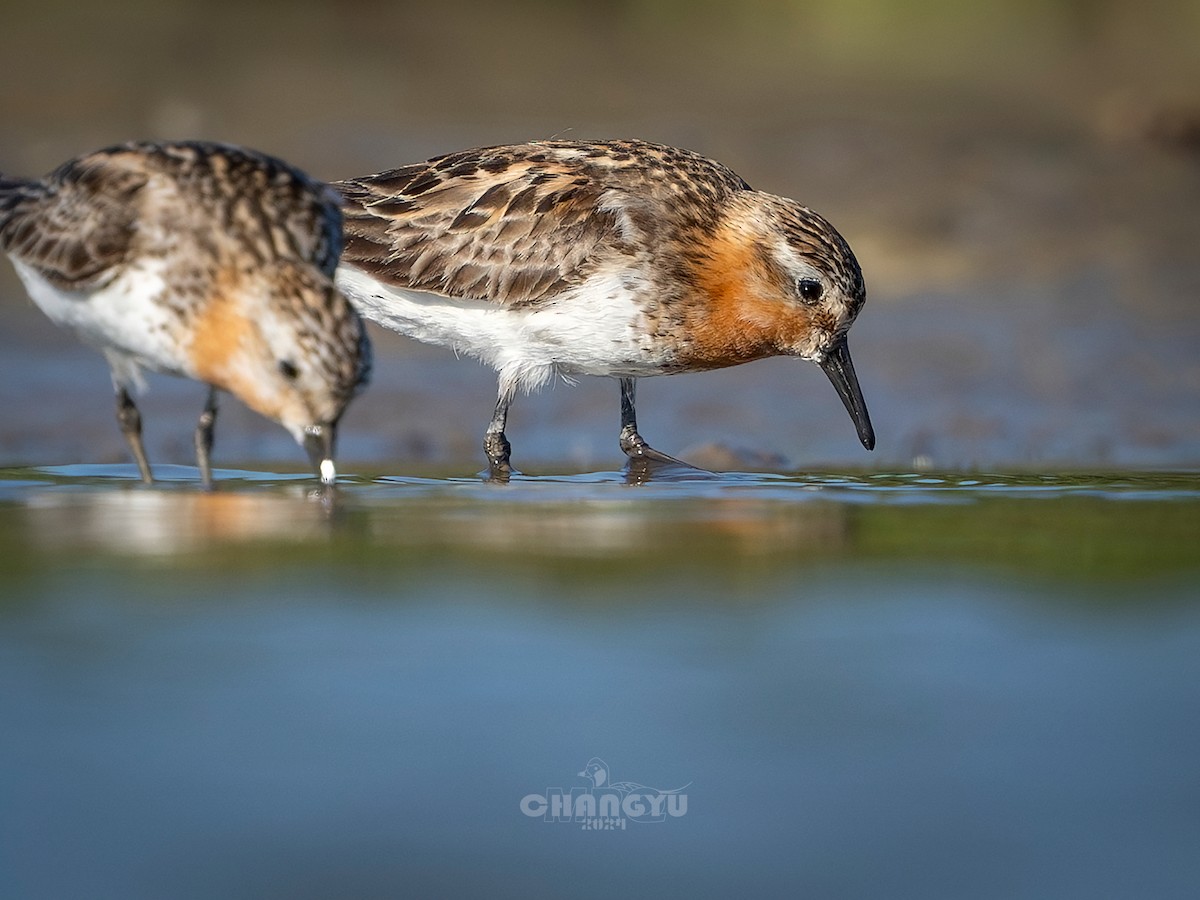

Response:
(619, 427), (688, 466)
(483, 431), (516, 482)
(618, 426), (714, 483)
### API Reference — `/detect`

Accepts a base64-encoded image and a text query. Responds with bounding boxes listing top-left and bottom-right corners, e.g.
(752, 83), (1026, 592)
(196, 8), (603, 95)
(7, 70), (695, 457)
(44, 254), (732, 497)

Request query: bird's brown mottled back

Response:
(0, 141), (344, 292)
(139, 142), (345, 278)
(0, 160), (145, 289)
(336, 139), (751, 309)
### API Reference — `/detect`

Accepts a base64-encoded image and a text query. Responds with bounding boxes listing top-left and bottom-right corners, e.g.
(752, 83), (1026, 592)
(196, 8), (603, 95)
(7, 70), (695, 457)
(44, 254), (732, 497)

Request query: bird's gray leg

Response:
(483, 392), (514, 474)
(115, 387), (153, 483)
(617, 377), (682, 464)
(195, 386), (219, 489)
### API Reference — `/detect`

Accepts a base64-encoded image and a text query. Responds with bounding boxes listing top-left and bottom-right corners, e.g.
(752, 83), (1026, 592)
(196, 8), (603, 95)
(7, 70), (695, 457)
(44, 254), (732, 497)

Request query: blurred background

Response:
(2, 4), (1199, 899)
(1, 0), (1197, 470)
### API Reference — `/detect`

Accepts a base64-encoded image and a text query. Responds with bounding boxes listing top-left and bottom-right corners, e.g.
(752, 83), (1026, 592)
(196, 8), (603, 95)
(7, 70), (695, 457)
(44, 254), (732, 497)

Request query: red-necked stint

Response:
(335, 138), (872, 474)
(0, 141), (370, 486)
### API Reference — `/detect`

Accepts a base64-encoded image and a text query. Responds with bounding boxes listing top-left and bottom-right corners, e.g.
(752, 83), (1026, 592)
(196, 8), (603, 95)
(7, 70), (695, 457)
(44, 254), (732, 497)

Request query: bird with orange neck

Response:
(334, 139), (872, 474)
(0, 141), (370, 486)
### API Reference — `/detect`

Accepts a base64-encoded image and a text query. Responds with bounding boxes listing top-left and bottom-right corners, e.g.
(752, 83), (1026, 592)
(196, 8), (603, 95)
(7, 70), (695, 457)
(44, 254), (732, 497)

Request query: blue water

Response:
(1, 467), (1198, 899)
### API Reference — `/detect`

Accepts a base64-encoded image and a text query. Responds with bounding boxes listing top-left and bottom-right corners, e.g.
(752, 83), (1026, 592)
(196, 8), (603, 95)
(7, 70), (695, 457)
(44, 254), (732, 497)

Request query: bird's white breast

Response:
(336, 264), (669, 396)
(11, 257), (188, 388)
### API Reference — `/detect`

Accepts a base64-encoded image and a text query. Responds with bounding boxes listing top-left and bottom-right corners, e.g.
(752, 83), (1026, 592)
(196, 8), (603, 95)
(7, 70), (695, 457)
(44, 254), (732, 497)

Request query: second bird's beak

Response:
(818, 338), (875, 451)
(302, 424), (338, 485)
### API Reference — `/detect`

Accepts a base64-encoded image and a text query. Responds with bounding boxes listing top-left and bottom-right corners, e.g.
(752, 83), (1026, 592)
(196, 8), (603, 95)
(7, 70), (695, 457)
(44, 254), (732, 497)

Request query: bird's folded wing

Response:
(335, 146), (618, 309)
(0, 154), (146, 291)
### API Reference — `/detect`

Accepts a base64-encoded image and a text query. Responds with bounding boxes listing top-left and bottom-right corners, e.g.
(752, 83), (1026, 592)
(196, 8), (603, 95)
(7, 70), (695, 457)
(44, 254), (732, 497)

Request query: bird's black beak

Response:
(818, 338), (875, 451)
(302, 424), (338, 484)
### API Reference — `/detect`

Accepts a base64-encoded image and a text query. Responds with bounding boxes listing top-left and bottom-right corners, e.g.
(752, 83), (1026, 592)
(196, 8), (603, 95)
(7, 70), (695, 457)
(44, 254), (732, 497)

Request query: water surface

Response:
(2, 467), (1197, 899)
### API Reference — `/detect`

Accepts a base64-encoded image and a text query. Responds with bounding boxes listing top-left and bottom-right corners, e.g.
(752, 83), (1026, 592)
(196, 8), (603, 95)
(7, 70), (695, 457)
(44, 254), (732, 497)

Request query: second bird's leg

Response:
(115, 387), (154, 483)
(483, 393), (513, 474)
(617, 377), (681, 464)
(195, 386), (219, 489)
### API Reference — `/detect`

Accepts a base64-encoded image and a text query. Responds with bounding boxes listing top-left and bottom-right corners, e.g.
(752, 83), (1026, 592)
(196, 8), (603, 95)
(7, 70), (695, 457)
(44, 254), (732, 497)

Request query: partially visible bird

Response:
(0, 141), (370, 486)
(334, 138), (873, 475)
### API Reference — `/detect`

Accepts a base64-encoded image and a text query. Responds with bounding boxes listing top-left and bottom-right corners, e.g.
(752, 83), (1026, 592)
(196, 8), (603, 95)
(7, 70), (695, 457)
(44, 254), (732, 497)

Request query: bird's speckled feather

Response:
(333, 138), (873, 468)
(0, 141), (371, 480)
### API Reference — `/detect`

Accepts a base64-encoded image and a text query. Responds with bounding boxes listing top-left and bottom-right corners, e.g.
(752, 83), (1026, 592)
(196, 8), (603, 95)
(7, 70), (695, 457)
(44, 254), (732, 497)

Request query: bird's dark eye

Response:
(278, 360), (299, 380)
(797, 278), (824, 304)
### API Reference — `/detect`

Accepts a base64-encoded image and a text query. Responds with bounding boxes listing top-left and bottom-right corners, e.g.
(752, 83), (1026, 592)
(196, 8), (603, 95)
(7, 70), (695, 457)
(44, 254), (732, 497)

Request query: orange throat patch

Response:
(678, 226), (812, 370)
(187, 281), (281, 421)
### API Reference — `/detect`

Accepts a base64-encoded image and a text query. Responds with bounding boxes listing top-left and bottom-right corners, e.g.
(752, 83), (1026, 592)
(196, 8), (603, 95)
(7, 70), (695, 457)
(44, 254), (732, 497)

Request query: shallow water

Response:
(2, 466), (1198, 899)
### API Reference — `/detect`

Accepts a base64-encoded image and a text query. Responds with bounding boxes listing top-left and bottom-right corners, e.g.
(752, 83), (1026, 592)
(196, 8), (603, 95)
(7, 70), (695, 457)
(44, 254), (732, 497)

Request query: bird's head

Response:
(683, 191), (874, 450)
(189, 265), (371, 484)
